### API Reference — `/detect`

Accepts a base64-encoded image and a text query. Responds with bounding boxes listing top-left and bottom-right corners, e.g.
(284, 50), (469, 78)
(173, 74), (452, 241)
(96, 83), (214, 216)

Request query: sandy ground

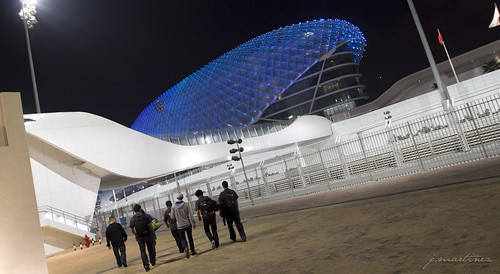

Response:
(46, 157), (500, 274)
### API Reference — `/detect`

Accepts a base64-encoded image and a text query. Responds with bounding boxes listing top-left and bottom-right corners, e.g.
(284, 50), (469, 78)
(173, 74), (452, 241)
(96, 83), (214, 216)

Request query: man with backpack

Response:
(218, 181), (246, 242)
(130, 204), (156, 272)
(195, 189), (219, 249)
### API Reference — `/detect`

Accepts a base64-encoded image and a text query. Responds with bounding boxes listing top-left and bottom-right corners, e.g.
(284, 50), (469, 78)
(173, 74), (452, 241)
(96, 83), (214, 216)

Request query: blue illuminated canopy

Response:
(132, 19), (366, 138)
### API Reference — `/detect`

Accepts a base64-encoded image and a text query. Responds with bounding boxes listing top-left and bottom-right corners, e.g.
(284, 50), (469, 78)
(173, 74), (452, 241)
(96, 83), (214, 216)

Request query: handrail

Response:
(38, 205), (91, 232)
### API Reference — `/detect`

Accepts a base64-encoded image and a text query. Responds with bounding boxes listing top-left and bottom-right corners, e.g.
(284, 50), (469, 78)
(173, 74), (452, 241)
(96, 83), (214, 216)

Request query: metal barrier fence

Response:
(94, 93), (500, 232)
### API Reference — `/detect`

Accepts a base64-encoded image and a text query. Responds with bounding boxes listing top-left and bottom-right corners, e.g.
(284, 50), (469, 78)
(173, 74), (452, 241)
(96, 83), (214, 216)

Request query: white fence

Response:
(187, 93), (500, 207)
(94, 93), (500, 231)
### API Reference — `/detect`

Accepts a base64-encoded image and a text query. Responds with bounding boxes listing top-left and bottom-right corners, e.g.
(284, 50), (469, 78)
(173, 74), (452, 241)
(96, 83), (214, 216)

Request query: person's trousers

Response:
(178, 224), (196, 252)
(226, 213), (246, 240)
(137, 236), (156, 267)
(170, 229), (184, 252)
(203, 213), (219, 247)
(112, 245), (126, 266)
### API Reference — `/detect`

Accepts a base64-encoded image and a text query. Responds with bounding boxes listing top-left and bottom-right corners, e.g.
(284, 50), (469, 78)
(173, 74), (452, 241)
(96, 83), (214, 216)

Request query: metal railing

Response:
(95, 92), (500, 229)
(38, 205), (92, 232)
(230, 93), (500, 206)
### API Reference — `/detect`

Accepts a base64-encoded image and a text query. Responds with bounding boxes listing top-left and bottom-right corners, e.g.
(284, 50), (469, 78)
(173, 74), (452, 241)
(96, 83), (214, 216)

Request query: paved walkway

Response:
(46, 157), (500, 273)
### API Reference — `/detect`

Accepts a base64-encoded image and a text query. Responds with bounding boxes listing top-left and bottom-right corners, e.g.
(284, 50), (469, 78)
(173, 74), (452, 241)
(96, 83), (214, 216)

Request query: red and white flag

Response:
(437, 29), (444, 45)
(436, 29), (460, 83)
(490, 3), (500, 28)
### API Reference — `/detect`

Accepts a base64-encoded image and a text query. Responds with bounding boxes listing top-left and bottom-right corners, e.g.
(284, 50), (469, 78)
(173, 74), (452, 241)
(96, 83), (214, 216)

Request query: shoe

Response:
(145, 266), (150, 272)
(191, 251), (197, 255)
(151, 262), (155, 266)
(211, 241), (216, 249)
(123, 263), (127, 267)
(241, 237), (246, 242)
(185, 248), (190, 259)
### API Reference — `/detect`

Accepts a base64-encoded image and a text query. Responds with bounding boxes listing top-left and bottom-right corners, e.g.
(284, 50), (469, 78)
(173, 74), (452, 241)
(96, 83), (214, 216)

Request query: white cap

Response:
(177, 192), (184, 199)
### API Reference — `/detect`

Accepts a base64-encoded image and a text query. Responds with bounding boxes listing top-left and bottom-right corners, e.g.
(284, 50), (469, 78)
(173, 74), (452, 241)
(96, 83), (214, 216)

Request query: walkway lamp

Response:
(153, 100), (169, 141)
(228, 138), (254, 205)
(384, 110), (392, 127)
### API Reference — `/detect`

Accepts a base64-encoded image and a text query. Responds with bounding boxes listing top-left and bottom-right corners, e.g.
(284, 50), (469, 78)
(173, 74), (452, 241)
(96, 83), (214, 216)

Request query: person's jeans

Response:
(137, 236), (156, 267)
(178, 224), (196, 253)
(226, 213), (246, 241)
(170, 229), (184, 252)
(112, 245), (126, 266)
(203, 213), (219, 247)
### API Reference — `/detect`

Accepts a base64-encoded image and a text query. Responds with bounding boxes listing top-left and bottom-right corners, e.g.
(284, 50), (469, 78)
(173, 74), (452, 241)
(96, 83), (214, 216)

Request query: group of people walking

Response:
(105, 180), (246, 272)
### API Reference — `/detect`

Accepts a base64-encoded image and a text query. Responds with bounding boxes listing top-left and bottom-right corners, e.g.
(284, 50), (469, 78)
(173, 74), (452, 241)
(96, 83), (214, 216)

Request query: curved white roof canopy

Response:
(24, 112), (333, 190)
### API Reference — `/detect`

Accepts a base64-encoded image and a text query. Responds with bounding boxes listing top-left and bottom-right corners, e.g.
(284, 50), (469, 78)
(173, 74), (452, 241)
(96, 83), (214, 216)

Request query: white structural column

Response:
(0, 92), (48, 273)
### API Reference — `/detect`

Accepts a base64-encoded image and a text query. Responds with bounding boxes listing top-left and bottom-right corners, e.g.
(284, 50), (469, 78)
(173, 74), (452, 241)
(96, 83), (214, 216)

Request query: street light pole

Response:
(153, 100), (167, 140)
(228, 139), (254, 205)
(407, 0), (452, 110)
(19, 0), (41, 113)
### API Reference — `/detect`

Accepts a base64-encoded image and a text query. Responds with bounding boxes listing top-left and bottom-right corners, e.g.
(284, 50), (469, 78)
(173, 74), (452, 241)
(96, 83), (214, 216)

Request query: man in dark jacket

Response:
(164, 200), (184, 253)
(195, 189), (219, 249)
(130, 204), (156, 272)
(218, 181), (246, 242)
(105, 216), (128, 268)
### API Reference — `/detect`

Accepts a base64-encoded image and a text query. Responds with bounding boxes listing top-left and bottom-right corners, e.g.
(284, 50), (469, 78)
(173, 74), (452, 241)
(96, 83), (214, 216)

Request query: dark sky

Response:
(1, 0), (498, 127)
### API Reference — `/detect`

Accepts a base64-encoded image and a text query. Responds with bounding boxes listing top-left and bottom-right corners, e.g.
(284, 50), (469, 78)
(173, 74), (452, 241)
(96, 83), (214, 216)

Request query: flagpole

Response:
(438, 29), (459, 83)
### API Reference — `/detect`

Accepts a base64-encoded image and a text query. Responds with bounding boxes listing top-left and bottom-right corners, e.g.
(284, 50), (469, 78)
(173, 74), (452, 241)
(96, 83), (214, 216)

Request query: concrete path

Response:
(46, 157), (500, 273)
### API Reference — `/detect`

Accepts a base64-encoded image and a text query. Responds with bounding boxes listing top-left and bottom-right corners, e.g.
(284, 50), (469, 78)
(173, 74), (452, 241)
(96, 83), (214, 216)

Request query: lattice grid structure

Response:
(132, 19), (366, 138)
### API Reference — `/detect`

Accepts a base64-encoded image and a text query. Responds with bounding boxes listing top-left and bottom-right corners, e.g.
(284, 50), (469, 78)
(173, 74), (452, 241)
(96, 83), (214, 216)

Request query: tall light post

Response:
(406, 0), (452, 110)
(228, 138), (254, 205)
(383, 110), (392, 128)
(19, 0), (41, 113)
(153, 99), (168, 140)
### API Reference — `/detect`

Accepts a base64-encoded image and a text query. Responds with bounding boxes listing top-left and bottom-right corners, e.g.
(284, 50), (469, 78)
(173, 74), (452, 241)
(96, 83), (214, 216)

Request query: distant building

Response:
(132, 19), (367, 139)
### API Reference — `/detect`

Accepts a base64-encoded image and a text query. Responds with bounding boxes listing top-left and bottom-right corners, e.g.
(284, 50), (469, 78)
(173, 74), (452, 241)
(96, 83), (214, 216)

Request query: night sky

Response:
(1, 0), (498, 127)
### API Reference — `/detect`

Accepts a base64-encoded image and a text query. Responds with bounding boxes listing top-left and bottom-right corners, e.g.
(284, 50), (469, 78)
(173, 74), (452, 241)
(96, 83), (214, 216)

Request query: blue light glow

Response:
(132, 19), (366, 138)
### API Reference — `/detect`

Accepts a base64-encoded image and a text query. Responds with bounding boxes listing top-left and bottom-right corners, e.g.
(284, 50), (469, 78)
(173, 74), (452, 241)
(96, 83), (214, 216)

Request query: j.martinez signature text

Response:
(423, 253), (493, 270)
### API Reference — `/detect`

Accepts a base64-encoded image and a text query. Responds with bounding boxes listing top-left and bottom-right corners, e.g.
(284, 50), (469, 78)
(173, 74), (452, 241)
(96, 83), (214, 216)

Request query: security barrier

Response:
(172, 93), (500, 207)
(95, 92), (500, 231)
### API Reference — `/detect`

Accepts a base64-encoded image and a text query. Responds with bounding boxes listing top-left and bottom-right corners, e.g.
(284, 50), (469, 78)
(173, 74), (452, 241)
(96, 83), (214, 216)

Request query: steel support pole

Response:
(407, 0), (452, 108)
(22, 18), (40, 113)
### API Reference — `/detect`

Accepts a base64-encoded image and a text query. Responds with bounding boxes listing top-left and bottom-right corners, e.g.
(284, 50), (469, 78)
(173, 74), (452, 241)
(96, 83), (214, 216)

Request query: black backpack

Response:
(208, 197), (220, 212)
(134, 213), (150, 236)
(201, 197), (219, 214)
(221, 189), (238, 217)
(220, 199), (237, 217)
